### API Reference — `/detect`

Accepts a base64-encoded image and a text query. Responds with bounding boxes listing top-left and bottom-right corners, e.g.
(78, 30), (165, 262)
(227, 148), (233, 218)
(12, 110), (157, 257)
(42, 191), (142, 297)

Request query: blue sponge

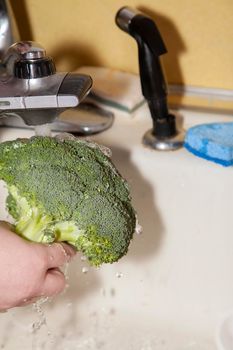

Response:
(184, 122), (233, 167)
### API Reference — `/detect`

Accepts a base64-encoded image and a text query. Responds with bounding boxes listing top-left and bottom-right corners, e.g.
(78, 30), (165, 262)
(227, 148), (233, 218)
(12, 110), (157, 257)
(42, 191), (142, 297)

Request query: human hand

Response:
(0, 222), (76, 311)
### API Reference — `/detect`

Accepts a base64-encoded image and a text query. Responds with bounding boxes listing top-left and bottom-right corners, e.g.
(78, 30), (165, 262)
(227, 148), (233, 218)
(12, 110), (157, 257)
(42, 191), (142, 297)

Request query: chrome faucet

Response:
(0, 0), (18, 58)
(0, 1), (92, 126)
(0, 40), (92, 126)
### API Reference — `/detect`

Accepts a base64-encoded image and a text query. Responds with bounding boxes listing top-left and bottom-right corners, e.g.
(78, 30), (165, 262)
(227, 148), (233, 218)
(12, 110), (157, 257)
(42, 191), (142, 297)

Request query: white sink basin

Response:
(0, 106), (232, 350)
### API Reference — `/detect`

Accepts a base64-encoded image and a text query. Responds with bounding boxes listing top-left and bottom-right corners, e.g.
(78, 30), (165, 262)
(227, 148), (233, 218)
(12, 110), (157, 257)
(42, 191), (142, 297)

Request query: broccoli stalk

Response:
(0, 136), (136, 266)
(7, 185), (54, 243)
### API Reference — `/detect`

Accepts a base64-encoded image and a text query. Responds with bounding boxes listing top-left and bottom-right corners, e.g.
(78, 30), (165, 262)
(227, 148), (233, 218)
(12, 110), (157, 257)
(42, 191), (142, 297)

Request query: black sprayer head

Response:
(116, 7), (167, 56)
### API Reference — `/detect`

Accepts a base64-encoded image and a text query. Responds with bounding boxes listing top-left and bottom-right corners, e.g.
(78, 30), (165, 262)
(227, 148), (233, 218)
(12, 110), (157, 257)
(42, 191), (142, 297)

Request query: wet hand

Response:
(0, 222), (76, 311)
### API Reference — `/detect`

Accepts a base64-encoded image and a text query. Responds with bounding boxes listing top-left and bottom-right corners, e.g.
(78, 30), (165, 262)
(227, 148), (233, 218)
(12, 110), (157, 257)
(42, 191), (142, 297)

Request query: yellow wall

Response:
(12, 0), (233, 90)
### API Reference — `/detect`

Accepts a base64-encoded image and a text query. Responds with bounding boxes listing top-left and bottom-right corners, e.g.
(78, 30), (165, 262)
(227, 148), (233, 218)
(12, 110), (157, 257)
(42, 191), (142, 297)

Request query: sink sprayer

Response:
(116, 7), (184, 150)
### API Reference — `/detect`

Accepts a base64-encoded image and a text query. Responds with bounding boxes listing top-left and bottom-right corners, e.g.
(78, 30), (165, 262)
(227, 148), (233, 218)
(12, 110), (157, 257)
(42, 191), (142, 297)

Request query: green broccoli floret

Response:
(0, 136), (136, 266)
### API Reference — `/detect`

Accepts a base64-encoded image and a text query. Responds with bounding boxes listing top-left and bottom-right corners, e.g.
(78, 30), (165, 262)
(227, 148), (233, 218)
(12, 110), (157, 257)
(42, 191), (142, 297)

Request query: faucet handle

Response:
(5, 41), (46, 59)
(3, 41), (56, 78)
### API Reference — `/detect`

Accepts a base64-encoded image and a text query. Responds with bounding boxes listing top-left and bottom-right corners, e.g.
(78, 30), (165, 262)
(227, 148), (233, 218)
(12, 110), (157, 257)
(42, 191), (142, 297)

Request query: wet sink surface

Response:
(0, 106), (232, 350)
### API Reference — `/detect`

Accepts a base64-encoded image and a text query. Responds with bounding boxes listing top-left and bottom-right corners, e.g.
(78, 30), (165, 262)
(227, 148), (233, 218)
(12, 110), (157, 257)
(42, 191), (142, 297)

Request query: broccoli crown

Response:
(0, 136), (136, 266)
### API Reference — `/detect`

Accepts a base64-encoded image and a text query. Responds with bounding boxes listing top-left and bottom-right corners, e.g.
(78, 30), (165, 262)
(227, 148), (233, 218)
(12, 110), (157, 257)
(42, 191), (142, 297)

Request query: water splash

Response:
(82, 267), (89, 274)
(31, 297), (49, 333)
(135, 223), (143, 235)
(135, 216), (143, 235)
(58, 243), (71, 296)
(98, 144), (112, 158)
(84, 140), (112, 158)
(58, 243), (70, 281)
(34, 124), (52, 137)
(55, 133), (76, 141)
(116, 272), (123, 279)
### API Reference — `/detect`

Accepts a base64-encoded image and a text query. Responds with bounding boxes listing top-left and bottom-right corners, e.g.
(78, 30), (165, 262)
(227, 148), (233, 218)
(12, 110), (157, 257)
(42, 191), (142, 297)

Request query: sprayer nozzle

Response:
(115, 7), (140, 33)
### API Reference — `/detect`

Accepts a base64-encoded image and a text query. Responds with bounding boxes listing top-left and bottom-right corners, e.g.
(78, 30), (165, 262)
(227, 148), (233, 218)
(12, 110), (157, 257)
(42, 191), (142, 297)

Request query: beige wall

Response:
(12, 0), (233, 90)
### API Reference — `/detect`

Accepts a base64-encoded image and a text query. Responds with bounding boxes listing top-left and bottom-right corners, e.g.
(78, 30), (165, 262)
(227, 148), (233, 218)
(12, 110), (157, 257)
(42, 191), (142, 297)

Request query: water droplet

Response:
(135, 223), (143, 235)
(57, 243), (70, 280)
(55, 132), (76, 141)
(100, 145), (112, 158)
(100, 288), (106, 296)
(116, 272), (123, 278)
(82, 267), (89, 274)
(86, 141), (112, 158)
(109, 307), (116, 315)
(110, 288), (116, 297)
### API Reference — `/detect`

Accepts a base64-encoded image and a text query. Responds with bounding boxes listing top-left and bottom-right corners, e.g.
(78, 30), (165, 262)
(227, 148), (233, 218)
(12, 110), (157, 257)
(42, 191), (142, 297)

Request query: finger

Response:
(0, 221), (14, 231)
(40, 268), (66, 297)
(45, 243), (76, 269)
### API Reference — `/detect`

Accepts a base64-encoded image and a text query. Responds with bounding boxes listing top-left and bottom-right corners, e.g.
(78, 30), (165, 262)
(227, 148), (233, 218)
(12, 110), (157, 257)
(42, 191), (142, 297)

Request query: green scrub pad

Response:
(184, 122), (233, 167)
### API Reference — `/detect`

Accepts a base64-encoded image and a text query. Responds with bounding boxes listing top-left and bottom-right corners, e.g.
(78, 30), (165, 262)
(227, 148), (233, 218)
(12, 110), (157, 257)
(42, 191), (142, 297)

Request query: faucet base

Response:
(143, 128), (185, 151)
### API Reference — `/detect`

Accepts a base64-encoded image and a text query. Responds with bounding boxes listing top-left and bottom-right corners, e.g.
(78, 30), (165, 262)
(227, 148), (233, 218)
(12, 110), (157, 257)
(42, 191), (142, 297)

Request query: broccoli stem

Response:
(53, 221), (84, 245)
(8, 185), (53, 243)
(15, 209), (54, 243)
